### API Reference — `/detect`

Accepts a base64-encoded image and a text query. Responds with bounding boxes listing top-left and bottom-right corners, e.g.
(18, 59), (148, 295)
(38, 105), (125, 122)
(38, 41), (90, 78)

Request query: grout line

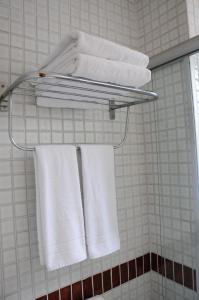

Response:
(36, 252), (197, 300)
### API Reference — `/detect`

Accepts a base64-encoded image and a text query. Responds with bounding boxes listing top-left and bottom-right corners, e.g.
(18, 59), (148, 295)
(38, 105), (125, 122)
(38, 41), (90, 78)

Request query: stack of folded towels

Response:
(36, 30), (151, 108)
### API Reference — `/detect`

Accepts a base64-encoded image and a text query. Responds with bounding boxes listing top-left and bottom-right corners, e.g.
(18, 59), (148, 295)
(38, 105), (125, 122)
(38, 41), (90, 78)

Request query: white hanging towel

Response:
(79, 145), (120, 258)
(41, 30), (149, 68)
(34, 145), (87, 271)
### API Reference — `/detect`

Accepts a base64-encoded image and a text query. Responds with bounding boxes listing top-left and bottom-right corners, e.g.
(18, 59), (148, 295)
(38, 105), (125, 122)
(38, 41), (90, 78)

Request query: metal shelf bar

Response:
(0, 71), (158, 151)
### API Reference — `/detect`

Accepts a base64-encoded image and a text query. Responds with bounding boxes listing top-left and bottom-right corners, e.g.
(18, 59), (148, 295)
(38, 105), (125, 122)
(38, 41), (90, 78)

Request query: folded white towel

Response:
(41, 30), (149, 68)
(44, 53), (151, 88)
(35, 31), (151, 108)
(79, 145), (120, 258)
(35, 82), (107, 109)
(34, 145), (87, 271)
(36, 96), (99, 109)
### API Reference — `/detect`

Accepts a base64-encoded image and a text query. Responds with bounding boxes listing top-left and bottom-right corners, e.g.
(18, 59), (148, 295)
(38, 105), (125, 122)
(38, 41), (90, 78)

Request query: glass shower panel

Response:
(150, 57), (198, 300)
(190, 52), (199, 300)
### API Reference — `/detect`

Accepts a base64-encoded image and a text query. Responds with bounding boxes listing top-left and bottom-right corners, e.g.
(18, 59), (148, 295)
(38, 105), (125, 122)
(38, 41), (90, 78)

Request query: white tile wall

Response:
(186, 0), (199, 37)
(103, 273), (151, 300)
(151, 271), (197, 300)
(1, 0), (198, 299)
(136, 0), (189, 57)
(138, 0), (199, 298)
(150, 59), (196, 265)
(0, 1), (151, 299)
(143, 54), (198, 299)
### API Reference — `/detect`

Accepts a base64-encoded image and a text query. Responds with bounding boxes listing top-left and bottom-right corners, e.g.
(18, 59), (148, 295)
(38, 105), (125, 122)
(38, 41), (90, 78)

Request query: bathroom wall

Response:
(0, 1), (152, 300)
(137, 0), (199, 299)
(135, 0), (189, 56)
(145, 59), (198, 300)
(1, 0), (199, 300)
(186, 0), (199, 38)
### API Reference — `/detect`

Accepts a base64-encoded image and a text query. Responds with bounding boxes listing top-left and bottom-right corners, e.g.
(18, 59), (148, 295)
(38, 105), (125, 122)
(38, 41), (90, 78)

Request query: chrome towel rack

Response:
(0, 71), (158, 151)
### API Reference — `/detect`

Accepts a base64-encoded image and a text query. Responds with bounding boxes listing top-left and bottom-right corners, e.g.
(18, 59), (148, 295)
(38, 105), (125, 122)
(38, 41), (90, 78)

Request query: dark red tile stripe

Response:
(183, 265), (193, 290)
(136, 256), (144, 277)
(48, 291), (59, 300)
(174, 262), (183, 285)
(151, 252), (158, 272)
(72, 281), (82, 300)
(36, 252), (197, 300)
(60, 286), (71, 300)
(194, 270), (197, 291)
(93, 273), (103, 296)
(144, 253), (150, 273)
(129, 259), (136, 280)
(112, 266), (120, 288)
(165, 258), (173, 280)
(102, 270), (111, 292)
(83, 277), (93, 299)
(151, 253), (197, 292)
(120, 262), (128, 284)
(158, 255), (165, 276)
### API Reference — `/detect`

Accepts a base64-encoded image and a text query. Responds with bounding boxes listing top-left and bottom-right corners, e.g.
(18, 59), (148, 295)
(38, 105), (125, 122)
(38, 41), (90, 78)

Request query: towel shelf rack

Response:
(0, 71), (158, 151)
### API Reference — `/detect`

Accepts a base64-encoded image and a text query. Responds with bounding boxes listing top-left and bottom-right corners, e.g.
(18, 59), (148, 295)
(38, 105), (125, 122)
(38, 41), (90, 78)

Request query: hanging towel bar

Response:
(0, 72), (158, 151)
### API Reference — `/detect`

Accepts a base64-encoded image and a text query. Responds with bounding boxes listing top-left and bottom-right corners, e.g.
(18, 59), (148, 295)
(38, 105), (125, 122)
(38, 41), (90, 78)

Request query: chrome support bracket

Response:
(109, 100), (116, 120)
(0, 82), (8, 112)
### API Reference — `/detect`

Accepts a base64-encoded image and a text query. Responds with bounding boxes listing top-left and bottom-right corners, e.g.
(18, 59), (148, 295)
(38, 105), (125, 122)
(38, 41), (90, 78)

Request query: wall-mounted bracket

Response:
(109, 100), (116, 120)
(0, 82), (8, 112)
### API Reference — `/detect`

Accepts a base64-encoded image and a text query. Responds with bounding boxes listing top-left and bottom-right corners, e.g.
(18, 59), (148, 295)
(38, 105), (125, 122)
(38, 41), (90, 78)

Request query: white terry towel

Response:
(41, 30), (149, 68)
(34, 145), (87, 271)
(44, 53), (151, 88)
(35, 82), (107, 109)
(79, 145), (120, 258)
(36, 96), (99, 109)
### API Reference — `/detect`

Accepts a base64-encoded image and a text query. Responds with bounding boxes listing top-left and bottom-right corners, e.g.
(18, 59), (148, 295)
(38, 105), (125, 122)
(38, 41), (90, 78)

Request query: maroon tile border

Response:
(37, 297), (47, 300)
(151, 253), (197, 292)
(183, 265), (193, 290)
(36, 252), (197, 300)
(112, 266), (120, 288)
(102, 270), (111, 292)
(48, 291), (59, 300)
(165, 258), (173, 281)
(129, 259), (136, 280)
(83, 277), (93, 299)
(144, 253), (150, 273)
(72, 281), (82, 300)
(60, 286), (71, 300)
(158, 255), (165, 276)
(151, 252), (158, 272)
(174, 262), (183, 285)
(120, 262), (128, 284)
(93, 273), (102, 296)
(136, 256), (144, 277)
(194, 270), (197, 291)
